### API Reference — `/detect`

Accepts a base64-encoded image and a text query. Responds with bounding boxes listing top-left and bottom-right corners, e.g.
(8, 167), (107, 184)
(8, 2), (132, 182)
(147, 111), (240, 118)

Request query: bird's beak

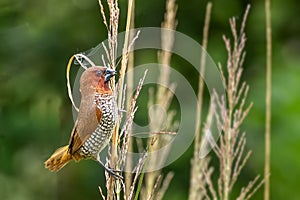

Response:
(104, 68), (117, 82)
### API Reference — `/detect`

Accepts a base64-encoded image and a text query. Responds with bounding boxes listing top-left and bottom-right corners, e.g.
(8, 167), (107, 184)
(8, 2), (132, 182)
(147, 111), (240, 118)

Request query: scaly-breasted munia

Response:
(45, 66), (119, 177)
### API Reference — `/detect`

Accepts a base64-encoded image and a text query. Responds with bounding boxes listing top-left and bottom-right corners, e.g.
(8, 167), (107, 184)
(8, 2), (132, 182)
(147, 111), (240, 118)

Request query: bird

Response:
(44, 66), (121, 178)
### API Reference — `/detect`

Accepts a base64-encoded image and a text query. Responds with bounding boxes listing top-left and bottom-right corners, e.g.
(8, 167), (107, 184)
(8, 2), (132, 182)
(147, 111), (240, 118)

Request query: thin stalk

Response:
(144, 0), (178, 198)
(194, 2), (212, 159)
(223, 110), (233, 200)
(125, 0), (135, 197)
(264, 0), (272, 199)
(134, 138), (156, 200)
(189, 2), (212, 200)
(107, 0), (134, 199)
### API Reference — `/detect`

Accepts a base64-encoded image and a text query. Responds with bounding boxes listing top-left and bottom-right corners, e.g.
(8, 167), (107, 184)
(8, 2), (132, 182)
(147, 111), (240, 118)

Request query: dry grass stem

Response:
(74, 53), (93, 69)
(196, 157), (215, 200)
(189, 2), (212, 200)
(146, 175), (162, 200)
(195, 5), (263, 200)
(120, 71), (148, 168)
(156, 172), (174, 200)
(66, 55), (79, 112)
(264, 0), (272, 198)
(101, 1), (120, 199)
(96, 0), (146, 199)
(142, 0), (178, 199)
(128, 152), (149, 200)
(237, 175), (265, 200)
(125, 3), (136, 195)
(98, 0), (109, 30)
(102, 42), (111, 68)
(98, 186), (106, 200)
(151, 131), (176, 135)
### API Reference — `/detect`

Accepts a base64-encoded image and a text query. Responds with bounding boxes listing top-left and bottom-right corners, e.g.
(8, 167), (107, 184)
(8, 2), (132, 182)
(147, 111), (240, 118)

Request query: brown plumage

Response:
(45, 66), (118, 172)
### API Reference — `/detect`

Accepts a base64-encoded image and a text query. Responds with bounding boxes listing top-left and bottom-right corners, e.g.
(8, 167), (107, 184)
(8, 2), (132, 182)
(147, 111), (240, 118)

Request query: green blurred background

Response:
(1, 0), (299, 199)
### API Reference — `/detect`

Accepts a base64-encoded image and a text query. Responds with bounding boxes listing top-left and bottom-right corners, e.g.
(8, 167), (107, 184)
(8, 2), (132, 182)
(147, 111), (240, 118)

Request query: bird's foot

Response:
(104, 167), (123, 180)
(97, 158), (123, 179)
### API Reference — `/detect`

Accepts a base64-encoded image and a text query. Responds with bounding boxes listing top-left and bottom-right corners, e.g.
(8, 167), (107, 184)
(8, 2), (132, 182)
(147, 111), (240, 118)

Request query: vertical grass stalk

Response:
(189, 2), (212, 200)
(264, 0), (272, 199)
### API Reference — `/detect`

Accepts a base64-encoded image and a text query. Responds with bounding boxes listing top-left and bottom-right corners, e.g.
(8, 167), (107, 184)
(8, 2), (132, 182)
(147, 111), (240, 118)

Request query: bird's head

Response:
(80, 66), (116, 95)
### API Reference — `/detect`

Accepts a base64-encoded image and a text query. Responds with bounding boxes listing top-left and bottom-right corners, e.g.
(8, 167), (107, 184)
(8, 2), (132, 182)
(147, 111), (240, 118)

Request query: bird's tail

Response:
(45, 145), (72, 172)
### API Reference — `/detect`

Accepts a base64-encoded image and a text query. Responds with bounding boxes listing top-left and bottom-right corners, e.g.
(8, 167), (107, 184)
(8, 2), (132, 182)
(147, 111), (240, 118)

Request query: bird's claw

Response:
(97, 157), (123, 179)
(105, 168), (123, 180)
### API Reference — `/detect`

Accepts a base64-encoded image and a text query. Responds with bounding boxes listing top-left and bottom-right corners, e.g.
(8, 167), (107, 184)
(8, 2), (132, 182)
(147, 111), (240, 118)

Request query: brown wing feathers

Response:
(68, 98), (102, 155)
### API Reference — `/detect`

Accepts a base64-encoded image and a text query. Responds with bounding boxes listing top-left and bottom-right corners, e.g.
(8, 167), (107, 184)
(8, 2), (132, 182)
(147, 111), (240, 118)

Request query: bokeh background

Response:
(1, 0), (300, 199)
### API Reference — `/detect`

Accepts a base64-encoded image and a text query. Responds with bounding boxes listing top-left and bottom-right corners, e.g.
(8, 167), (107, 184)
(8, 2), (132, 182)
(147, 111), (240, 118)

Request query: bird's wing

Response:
(68, 96), (102, 154)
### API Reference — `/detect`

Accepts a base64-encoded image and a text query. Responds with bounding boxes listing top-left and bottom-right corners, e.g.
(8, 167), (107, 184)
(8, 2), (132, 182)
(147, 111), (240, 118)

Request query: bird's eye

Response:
(95, 70), (102, 77)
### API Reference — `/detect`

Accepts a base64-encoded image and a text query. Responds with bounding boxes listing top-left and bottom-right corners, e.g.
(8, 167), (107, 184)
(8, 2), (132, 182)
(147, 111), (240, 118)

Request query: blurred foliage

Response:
(0, 0), (300, 199)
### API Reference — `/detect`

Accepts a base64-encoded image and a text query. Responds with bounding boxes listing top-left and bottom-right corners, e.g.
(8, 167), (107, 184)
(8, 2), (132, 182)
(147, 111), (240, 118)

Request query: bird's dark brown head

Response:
(80, 66), (116, 95)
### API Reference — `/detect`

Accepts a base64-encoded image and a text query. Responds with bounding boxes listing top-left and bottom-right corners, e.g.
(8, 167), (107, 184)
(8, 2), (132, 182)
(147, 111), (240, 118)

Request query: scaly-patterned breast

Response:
(79, 93), (118, 158)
